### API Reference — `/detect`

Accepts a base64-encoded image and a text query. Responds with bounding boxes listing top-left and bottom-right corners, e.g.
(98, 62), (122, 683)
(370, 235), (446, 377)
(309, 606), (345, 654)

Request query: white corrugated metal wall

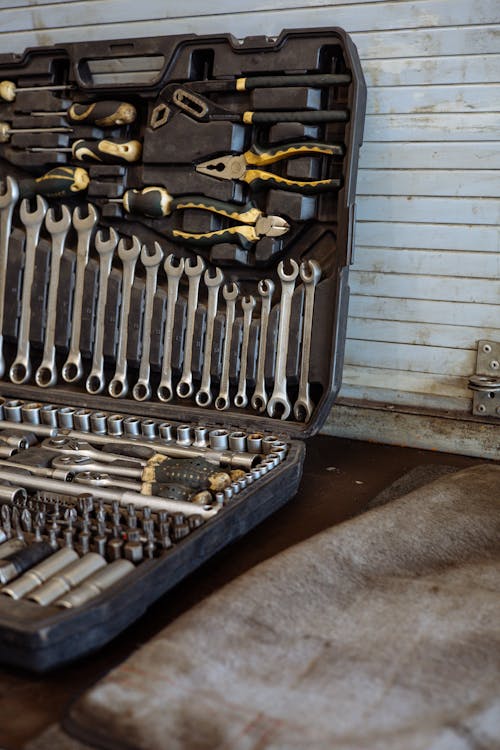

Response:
(1, 1), (499, 456)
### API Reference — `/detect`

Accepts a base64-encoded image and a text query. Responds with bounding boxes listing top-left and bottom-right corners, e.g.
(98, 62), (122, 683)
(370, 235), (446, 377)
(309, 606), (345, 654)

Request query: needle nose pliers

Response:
(196, 142), (344, 194)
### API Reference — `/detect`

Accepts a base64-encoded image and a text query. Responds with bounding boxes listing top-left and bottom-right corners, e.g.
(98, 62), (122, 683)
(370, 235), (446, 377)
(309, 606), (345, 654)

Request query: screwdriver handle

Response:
(0, 81), (16, 102)
(67, 101), (137, 126)
(19, 166), (89, 199)
(72, 138), (142, 164)
(120, 187), (173, 218)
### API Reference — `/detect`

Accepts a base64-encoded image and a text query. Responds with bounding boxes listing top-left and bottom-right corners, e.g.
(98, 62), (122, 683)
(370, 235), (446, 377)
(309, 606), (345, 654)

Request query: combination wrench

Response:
(61, 203), (98, 383)
(0, 176), (19, 378)
(132, 242), (164, 401)
(294, 260), (322, 422)
(157, 254), (184, 402)
(267, 258), (299, 420)
(251, 278), (275, 412)
(35, 204), (72, 387)
(177, 255), (205, 399)
(10, 195), (48, 385)
(234, 295), (256, 408)
(108, 235), (141, 398)
(86, 227), (118, 395)
(195, 266), (224, 407)
(215, 282), (239, 411)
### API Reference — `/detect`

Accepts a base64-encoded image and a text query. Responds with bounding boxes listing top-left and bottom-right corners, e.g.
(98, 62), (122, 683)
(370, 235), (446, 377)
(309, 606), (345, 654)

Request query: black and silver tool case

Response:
(0, 27), (365, 670)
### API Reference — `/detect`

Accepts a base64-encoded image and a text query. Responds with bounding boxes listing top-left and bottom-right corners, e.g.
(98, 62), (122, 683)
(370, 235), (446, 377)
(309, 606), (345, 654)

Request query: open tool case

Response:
(0, 28), (365, 670)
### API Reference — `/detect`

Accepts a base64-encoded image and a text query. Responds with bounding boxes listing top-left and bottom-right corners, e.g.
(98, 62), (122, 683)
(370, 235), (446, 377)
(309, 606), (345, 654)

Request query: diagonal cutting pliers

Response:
(196, 142), (344, 194)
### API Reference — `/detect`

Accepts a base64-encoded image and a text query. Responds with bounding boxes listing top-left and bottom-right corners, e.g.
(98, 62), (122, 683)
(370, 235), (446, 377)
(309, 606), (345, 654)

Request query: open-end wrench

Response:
(251, 278), (275, 412)
(74, 471), (142, 492)
(86, 227), (118, 395)
(234, 294), (256, 408)
(61, 203), (98, 383)
(9, 195), (48, 385)
(132, 242), (164, 401)
(177, 255), (205, 399)
(51, 454), (143, 479)
(108, 235), (141, 398)
(267, 258), (299, 420)
(215, 282), (239, 411)
(0, 176), (19, 378)
(35, 204), (72, 387)
(294, 260), (322, 422)
(157, 254), (184, 402)
(195, 266), (224, 407)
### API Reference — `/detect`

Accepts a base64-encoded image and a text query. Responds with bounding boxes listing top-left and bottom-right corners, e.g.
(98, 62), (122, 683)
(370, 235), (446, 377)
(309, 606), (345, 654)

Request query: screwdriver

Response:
(29, 138), (142, 164)
(0, 80), (72, 102)
(18, 165), (90, 199)
(31, 100), (137, 127)
(0, 120), (71, 143)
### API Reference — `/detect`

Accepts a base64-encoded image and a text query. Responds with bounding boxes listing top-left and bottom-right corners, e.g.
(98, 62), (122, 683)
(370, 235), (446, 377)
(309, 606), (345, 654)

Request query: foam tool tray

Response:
(0, 28), (365, 670)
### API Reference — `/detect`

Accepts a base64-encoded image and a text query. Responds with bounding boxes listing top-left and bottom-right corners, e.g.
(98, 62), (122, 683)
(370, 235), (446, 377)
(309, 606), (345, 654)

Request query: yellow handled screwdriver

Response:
(0, 80), (72, 102)
(0, 120), (72, 143)
(29, 138), (142, 164)
(31, 100), (137, 127)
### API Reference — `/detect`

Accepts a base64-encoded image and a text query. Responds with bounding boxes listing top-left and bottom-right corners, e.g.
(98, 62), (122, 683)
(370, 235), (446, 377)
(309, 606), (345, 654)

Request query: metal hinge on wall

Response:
(469, 340), (500, 418)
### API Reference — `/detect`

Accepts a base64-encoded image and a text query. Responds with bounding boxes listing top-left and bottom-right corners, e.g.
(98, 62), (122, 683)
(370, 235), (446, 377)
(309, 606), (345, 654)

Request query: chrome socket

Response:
(73, 409), (92, 432)
(1, 547), (78, 600)
(57, 407), (76, 430)
(176, 424), (192, 446)
(107, 415), (124, 437)
(223, 486), (233, 503)
(215, 491), (225, 506)
(261, 435), (280, 454)
(269, 441), (287, 460)
(0, 445), (17, 458)
(247, 432), (263, 454)
(193, 426), (209, 448)
(55, 559), (134, 609)
(141, 419), (157, 439)
(0, 397), (5, 420)
(228, 431), (247, 452)
(4, 400), (23, 423)
(124, 416), (141, 436)
(209, 429), (229, 450)
(158, 422), (173, 441)
(21, 402), (42, 425)
(231, 481), (240, 494)
(90, 412), (108, 434)
(40, 404), (58, 427)
(0, 484), (27, 504)
(28, 552), (107, 606)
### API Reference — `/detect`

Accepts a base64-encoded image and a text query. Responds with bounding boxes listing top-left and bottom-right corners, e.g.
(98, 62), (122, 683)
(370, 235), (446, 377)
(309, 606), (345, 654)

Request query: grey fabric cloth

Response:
(51, 463), (500, 750)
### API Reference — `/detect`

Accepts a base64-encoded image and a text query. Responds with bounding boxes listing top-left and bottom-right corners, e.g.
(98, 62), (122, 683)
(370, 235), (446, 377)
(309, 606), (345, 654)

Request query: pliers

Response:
(196, 142), (344, 194)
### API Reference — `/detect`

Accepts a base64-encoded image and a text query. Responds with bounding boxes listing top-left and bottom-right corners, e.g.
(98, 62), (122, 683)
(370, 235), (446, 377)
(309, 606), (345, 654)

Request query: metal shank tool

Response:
(132, 242), (164, 401)
(215, 282), (239, 411)
(267, 259), (299, 420)
(157, 254), (184, 402)
(177, 255), (205, 399)
(251, 278), (274, 412)
(195, 267), (224, 407)
(0, 176), (19, 378)
(294, 260), (322, 422)
(234, 295), (256, 408)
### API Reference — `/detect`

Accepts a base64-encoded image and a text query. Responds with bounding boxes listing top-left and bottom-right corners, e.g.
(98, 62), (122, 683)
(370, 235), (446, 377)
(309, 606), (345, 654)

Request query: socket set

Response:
(0, 28), (365, 669)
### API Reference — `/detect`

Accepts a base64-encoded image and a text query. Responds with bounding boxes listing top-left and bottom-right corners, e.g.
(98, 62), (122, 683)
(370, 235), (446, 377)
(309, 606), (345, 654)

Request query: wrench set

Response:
(0, 28), (365, 669)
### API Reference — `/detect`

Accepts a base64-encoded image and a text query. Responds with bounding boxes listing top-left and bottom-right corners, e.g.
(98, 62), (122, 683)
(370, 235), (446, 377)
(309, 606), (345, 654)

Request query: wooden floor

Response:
(0, 435), (486, 750)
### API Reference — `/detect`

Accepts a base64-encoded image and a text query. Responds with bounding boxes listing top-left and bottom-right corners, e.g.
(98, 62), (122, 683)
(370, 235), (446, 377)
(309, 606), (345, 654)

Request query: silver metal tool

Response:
(9, 195), (48, 384)
(0, 484), (27, 504)
(42, 438), (146, 466)
(109, 235), (142, 398)
(234, 294), (256, 408)
(251, 278), (275, 412)
(215, 282), (239, 410)
(0, 176), (19, 378)
(55, 559), (134, 608)
(195, 266), (224, 407)
(0, 458), (74, 481)
(28, 552), (107, 606)
(1, 547), (78, 600)
(74, 471), (141, 492)
(21, 401), (42, 424)
(158, 254), (184, 402)
(177, 255), (205, 399)
(132, 242), (164, 401)
(86, 227), (118, 394)
(35, 204), (72, 387)
(62, 203), (98, 383)
(294, 259), (322, 422)
(267, 259), (299, 420)
(51, 454), (142, 479)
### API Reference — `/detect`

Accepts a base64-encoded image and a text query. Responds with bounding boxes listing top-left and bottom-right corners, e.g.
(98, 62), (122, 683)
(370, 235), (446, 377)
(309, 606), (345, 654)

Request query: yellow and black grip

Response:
(71, 139), (142, 164)
(67, 100), (137, 126)
(19, 166), (89, 198)
(242, 109), (348, 125)
(120, 188), (263, 224)
(171, 225), (261, 250)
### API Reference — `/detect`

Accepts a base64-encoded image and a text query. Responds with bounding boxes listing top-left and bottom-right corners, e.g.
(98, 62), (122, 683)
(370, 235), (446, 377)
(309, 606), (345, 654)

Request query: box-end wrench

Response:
(108, 235), (141, 398)
(35, 204), (72, 387)
(177, 255), (205, 399)
(234, 294), (256, 408)
(267, 259), (299, 420)
(86, 227), (118, 395)
(62, 203), (98, 383)
(157, 254), (184, 402)
(9, 195), (48, 385)
(251, 278), (274, 412)
(294, 260), (322, 422)
(132, 242), (164, 401)
(0, 176), (19, 378)
(195, 266), (224, 407)
(215, 282), (239, 411)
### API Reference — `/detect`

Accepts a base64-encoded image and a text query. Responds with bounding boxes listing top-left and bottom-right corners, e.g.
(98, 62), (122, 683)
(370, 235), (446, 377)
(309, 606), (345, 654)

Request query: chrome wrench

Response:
(9, 195), (48, 385)
(0, 176), (19, 378)
(74, 471), (142, 493)
(41, 437), (146, 466)
(51, 454), (143, 479)
(267, 259), (299, 420)
(35, 204), (72, 387)
(234, 294), (256, 408)
(157, 254), (184, 402)
(195, 266), (224, 407)
(177, 255), (205, 399)
(108, 235), (141, 398)
(86, 227), (118, 395)
(62, 203), (98, 383)
(132, 242), (164, 401)
(251, 278), (275, 412)
(294, 260), (322, 422)
(215, 282), (239, 411)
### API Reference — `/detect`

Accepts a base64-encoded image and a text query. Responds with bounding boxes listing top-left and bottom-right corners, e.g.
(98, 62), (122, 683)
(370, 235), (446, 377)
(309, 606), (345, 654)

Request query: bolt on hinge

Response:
(468, 340), (500, 418)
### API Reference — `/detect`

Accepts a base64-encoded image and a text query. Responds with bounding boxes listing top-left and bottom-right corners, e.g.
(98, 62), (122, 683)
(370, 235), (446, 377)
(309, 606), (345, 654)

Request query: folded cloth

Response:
(41, 464), (500, 750)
